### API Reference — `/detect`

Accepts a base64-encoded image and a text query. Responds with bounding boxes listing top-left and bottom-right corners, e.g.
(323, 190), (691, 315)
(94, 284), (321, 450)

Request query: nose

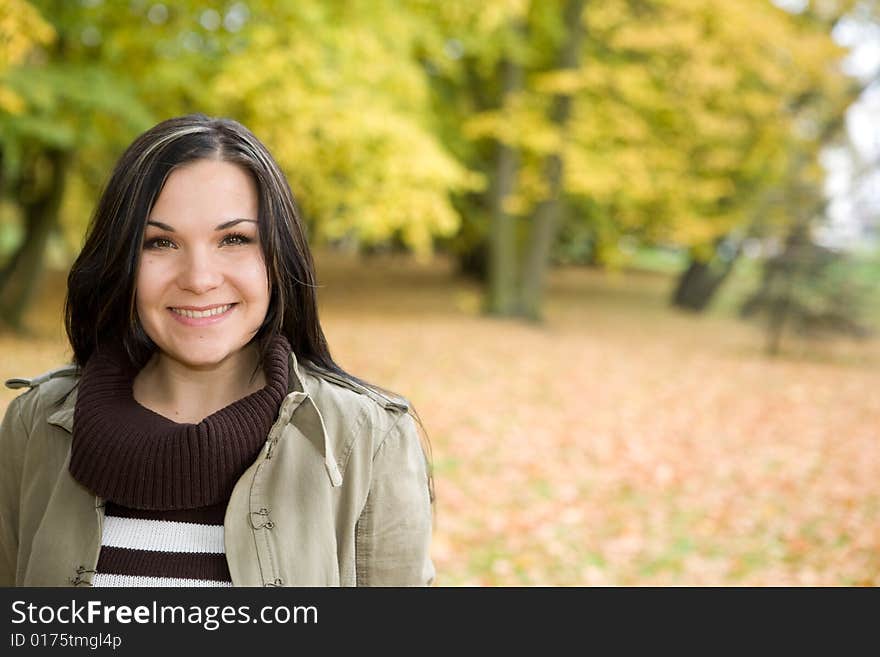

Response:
(176, 247), (222, 294)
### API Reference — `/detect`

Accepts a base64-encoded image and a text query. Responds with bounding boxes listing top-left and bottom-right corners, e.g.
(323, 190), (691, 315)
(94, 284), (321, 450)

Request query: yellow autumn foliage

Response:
(0, 0), (54, 114)
(213, 2), (476, 256)
(0, 0), (856, 270)
(0, 0), (54, 71)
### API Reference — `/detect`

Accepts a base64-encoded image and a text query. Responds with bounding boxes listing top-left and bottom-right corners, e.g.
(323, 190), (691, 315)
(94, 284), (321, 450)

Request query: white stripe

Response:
(102, 516), (225, 553)
(92, 573), (232, 588)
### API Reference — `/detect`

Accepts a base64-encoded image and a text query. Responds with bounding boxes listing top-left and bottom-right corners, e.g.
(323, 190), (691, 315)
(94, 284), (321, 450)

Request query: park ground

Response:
(1, 251), (878, 585)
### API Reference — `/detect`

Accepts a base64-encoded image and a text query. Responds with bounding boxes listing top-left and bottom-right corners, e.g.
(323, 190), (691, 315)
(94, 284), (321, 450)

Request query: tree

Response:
(667, 0), (860, 311)
(425, 0), (850, 320)
(740, 207), (874, 355)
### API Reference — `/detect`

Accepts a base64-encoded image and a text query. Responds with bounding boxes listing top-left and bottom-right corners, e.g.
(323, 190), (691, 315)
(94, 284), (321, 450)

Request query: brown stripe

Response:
(104, 501), (227, 525)
(97, 546), (231, 582)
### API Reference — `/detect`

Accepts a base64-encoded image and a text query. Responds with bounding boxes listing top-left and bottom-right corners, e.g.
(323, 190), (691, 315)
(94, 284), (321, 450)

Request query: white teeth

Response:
(170, 304), (232, 319)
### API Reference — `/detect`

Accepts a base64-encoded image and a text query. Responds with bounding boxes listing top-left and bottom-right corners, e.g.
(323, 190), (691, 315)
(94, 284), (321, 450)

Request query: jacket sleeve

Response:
(0, 393), (30, 586)
(355, 411), (435, 586)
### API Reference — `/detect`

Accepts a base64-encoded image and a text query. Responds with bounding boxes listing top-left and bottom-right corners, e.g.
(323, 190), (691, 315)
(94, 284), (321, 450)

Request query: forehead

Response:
(149, 159), (258, 226)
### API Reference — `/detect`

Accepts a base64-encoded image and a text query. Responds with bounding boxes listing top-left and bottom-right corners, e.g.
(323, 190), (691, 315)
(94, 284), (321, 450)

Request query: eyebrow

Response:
(146, 218), (258, 231)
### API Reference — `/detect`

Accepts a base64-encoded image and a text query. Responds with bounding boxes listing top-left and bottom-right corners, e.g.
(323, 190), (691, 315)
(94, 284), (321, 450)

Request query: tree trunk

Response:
(487, 53), (523, 316)
(519, 156), (565, 320)
(0, 150), (68, 330)
(765, 281), (790, 356)
(671, 239), (742, 312)
(518, 0), (586, 321)
(739, 221), (812, 355)
(456, 228), (489, 282)
(762, 249), (796, 357)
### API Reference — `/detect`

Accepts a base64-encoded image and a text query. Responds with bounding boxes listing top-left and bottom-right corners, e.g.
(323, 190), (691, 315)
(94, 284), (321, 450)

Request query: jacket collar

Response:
(46, 350), (341, 487)
(286, 353), (343, 487)
(47, 396), (76, 433)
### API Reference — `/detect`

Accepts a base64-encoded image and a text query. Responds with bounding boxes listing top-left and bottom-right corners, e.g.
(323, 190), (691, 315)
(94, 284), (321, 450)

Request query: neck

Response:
(133, 342), (267, 424)
(70, 334), (291, 509)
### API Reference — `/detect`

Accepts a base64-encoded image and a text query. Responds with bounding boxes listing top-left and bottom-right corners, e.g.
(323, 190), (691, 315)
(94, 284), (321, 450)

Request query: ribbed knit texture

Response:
(69, 335), (290, 510)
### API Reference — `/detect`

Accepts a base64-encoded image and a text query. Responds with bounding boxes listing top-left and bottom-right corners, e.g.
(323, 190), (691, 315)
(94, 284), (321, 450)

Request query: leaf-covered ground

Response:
(2, 252), (878, 585)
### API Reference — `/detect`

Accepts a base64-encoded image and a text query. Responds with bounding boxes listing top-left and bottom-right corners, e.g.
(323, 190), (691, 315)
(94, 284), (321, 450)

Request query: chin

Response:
(165, 342), (246, 370)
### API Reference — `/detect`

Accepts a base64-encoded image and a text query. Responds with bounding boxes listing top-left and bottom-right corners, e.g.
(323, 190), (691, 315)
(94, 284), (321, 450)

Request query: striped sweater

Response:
(92, 502), (232, 587)
(69, 336), (290, 587)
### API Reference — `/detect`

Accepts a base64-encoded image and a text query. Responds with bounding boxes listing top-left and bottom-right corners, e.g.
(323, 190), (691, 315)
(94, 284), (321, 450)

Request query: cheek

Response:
(241, 260), (270, 305)
(135, 257), (164, 309)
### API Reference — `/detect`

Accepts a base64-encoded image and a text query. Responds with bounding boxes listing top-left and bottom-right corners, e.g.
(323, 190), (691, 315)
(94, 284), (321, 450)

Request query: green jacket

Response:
(0, 351), (435, 587)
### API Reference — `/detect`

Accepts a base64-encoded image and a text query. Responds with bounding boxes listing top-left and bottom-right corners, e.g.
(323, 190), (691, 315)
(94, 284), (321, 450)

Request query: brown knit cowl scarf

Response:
(69, 334), (291, 510)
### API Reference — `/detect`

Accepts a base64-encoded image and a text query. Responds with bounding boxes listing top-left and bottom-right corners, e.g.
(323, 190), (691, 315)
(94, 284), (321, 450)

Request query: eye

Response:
(143, 237), (176, 250)
(221, 232), (253, 246)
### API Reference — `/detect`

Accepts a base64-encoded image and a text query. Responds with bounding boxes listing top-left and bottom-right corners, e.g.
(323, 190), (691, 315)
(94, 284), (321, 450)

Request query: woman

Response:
(0, 114), (435, 587)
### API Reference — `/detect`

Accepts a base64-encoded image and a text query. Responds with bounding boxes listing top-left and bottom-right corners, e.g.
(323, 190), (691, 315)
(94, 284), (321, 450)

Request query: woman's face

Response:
(136, 158), (270, 371)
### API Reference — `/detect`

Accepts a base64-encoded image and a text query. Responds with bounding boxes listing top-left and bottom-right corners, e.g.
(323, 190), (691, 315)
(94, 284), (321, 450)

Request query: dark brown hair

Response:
(64, 113), (433, 500)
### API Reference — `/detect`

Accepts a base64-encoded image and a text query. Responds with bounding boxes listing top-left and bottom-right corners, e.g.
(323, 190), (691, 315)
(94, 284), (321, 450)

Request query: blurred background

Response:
(1, 0), (879, 585)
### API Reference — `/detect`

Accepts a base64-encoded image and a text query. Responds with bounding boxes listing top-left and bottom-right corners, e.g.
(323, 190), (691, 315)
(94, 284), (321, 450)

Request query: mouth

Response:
(167, 303), (237, 325)
(168, 303), (235, 319)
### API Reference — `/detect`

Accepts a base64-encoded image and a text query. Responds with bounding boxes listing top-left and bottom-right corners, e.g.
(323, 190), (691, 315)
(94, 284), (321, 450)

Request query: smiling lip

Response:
(168, 303), (237, 326)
